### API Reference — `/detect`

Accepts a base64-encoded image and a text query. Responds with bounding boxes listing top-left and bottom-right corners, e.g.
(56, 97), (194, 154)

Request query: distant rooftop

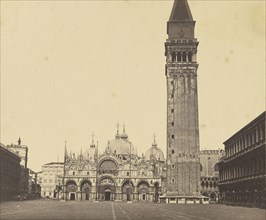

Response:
(200, 150), (224, 155)
(43, 162), (64, 166)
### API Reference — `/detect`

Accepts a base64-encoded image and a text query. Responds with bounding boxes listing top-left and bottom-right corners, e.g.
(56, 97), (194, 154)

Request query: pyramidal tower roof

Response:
(169, 0), (193, 22)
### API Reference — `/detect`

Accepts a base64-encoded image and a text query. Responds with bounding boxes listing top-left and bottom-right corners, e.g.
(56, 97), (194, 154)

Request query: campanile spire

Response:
(167, 0), (196, 40)
(163, 0), (201, 202)
(169, 0), (193, 21)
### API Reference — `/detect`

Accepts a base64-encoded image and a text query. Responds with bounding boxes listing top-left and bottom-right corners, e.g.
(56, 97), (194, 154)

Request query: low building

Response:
(41, 162), (64, 198)
(218, 112), (265, 208)
(28, 169), (41, 199)
(199, 149), (224, 201)
(0, 143), (21, 201)
(35, 171), (42, 198)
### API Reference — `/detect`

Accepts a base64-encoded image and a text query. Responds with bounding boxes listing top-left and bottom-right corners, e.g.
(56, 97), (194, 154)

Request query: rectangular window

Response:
(127, 172), (129, 176)
(171, 179), (175, 183)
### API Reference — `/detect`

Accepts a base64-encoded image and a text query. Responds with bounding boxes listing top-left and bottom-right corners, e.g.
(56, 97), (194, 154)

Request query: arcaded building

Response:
(218, 112), (265, 208)
(199, 149), (224, 201)
(58, 129), (166, 202)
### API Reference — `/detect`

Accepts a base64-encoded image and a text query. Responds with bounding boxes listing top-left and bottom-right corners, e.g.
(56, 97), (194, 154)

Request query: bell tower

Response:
(165, 0), (200, 199)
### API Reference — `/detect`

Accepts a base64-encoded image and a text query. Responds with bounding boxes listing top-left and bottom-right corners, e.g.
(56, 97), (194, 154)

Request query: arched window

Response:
(214, 164), (219, 172)
(99, 160), (117, 175)
(188, 52), (192, 62)
(171, 52), (176, 62)
(177, 52), (182, 62)
(200, 163), (203, 172)
(182, 52), (186, 62)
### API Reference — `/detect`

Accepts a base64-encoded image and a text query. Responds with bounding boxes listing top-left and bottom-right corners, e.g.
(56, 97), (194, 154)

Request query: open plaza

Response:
(0, 200), (265, 220)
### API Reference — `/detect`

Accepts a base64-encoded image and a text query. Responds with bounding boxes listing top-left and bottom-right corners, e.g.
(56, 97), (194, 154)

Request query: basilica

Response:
(58, 127), (166, 202)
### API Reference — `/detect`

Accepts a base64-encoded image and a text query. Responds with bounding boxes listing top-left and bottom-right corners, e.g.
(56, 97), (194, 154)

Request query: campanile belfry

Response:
(164, 0), (200, 199)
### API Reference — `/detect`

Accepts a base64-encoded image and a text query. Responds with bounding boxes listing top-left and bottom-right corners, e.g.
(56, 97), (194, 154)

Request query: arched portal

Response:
(122, 180), (134, 202)
(98, 177), (116, 201)
(137, 181), (149, 202)
(81, 180), (91, 201)
(214, 163), (219, 172)
(66, 180), (77, 201)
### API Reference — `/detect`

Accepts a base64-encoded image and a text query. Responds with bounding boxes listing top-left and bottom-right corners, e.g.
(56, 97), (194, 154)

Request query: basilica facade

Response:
(58, 128), (166, 202)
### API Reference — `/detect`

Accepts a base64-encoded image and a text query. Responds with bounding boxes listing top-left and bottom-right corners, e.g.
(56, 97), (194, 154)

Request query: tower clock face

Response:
(178, 29), (185, 38)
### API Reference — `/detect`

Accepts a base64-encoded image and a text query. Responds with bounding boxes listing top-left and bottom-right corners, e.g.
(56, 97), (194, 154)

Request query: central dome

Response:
(107, 128), (137, 156)
(108, 138), (137, 156)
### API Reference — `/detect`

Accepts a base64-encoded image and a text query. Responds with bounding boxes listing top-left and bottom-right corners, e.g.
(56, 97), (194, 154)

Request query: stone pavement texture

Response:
(0, 200), (265, 220)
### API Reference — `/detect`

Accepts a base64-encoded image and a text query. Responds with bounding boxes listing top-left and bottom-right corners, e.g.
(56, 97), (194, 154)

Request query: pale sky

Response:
(1, 0), (265, 172)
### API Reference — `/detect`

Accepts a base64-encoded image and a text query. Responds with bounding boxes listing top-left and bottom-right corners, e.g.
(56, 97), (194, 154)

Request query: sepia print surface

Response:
(0, 0), (265, 219)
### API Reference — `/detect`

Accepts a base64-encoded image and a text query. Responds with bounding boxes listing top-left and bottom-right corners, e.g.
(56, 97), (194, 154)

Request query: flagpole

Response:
(62, 141), (67, 202)
(95, 141), (98, 202)
(128, 142), (132, 203)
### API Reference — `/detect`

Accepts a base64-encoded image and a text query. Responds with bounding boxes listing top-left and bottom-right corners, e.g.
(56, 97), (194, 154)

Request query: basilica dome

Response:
(145, 140), (165, 162)
(84, 142), (96, 161)
(108, 138), (136, 155)
(107, 131), (137, 156)
(120, 132), (128, 140)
